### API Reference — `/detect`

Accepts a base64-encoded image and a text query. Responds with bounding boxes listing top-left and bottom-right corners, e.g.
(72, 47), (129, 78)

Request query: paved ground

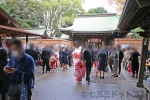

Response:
(32, 66), (146, 100)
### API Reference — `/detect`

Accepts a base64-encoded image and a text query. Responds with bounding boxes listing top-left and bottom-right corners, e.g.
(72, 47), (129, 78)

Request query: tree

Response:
(108, 0), (126, 14)
(5, 0), (44, 28)
(0, 2), (10, 13)
(87, 7), (108, 14)
(130, 27), (144, 38)
(42, 0), (84, 37)
(2, 0), (84, 37)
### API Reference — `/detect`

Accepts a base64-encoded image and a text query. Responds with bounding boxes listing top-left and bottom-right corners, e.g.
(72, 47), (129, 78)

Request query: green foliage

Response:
(87, 7), (108, 14)
(0, 2), (10, 13)
(42, 0), (84, 37)
(5, 0), (44, 28)
(130, 27), (144, 38)
(1, 0), (84, 37)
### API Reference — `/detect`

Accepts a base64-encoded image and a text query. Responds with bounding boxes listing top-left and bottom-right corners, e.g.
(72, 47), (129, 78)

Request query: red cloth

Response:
(39, 59), (43, 66)
(128, 62), (132, 74)
(50, 62), (55, 68)
(74, 60), (85, 83)
(73, 53), (79, 58)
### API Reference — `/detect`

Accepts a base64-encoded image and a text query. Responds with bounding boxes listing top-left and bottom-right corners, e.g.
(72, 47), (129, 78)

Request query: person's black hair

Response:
(123, 48), (126, 52)
(0, 48), (7, 60)
(9, 39), (22, 47)
(88, 43), (93, 49)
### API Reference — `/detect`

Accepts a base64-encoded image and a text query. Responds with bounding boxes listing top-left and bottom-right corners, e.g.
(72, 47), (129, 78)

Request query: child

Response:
(74, 56), (85, 83)
(128, 61), (132, 74)
(50, 54), (56, 72)
(54, 54), (59, 68)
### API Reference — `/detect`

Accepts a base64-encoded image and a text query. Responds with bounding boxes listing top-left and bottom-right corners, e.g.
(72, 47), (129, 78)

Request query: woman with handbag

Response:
(97, 48), (107, 79)
(111, 46), (119, 77)
(0, 48), (9, 100)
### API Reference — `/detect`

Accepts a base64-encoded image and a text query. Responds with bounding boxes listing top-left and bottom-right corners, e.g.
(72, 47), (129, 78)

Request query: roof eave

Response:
(73, 30), (116, 33)
(0, 7), (20, 27)
(118, 0), (150, 31)
(118, 0), (137, 30)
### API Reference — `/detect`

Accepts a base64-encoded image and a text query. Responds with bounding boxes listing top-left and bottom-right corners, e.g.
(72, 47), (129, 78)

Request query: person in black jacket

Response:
(59, 47), (64, 67)
(35, 46), (41, 67)
(0, 48), (9, 100)
(68, 46), (73, 67)
(130, 48), (140, 78)
(83, 44), (94, 83)
(25, 43), (38, 88)
(41, 46), (51, 73)
(25, 43), (38, 66)
(118, 45), (124, 74)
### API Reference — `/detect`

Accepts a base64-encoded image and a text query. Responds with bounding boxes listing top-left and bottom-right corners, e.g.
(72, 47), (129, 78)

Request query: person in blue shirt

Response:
(3, 39), (35, 100)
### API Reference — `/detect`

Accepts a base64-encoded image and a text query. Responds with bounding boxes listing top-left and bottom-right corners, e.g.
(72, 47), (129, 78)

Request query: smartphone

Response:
(6, 67), (12, 71)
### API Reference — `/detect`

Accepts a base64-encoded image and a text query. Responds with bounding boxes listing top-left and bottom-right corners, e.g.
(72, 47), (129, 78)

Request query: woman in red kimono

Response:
(74, 56), (85, 83)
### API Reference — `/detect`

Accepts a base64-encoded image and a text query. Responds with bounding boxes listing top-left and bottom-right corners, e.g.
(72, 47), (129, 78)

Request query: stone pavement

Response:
(32, 66), (146, 100)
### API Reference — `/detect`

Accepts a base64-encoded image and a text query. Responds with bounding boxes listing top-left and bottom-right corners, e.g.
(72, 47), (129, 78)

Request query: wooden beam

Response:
(137, 31), (149, 87)
(139, 19), (150, 28)
(26, 35), (28, 49)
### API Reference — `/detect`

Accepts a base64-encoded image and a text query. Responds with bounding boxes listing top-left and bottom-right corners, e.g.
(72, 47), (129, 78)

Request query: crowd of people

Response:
(74, 44), (142, 83)
(0, 39), (74, 100)
(0, 39), (143, 100)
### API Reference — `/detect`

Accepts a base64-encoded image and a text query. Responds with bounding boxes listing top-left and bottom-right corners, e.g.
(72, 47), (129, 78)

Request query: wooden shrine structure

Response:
(59, 13), (127, 48)
(118, 0), (150, 87)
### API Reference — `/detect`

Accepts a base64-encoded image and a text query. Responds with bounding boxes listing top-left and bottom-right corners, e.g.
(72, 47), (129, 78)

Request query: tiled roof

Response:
(22, 28), (46, 35)
(0, 25), (43, 37)
(60, 13), (119, 33)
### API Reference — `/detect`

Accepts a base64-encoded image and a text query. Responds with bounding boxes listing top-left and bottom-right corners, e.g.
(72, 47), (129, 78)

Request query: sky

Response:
(82, 0), (117, 13)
